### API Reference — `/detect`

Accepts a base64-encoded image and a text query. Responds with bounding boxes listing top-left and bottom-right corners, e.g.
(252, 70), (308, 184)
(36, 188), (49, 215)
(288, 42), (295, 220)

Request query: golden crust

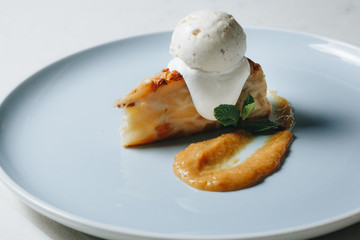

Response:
(115, 59), (264, 108)
(115, 69), (183, 108)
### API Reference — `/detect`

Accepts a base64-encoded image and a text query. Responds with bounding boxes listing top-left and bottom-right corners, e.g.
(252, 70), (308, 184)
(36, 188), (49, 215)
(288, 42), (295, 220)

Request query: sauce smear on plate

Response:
(173, 94), (294, 192)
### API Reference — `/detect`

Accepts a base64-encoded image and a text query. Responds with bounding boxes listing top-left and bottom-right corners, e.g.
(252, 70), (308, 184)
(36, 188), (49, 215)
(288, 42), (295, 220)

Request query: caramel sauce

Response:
(173, 94), (294, 192)
(173, 130), (292, 191)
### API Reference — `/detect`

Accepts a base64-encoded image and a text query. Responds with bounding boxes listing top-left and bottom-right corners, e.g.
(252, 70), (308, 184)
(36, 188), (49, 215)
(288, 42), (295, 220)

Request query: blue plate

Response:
(1, 28), (360, 240)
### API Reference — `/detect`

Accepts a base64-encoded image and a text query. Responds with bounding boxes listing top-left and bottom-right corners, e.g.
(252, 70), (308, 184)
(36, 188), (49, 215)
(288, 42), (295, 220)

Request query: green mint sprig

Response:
(213, 104), (240, 127)
(213, 94), (284, 133)
(240, 94), (256, 120)
(239, 119), (283, 133)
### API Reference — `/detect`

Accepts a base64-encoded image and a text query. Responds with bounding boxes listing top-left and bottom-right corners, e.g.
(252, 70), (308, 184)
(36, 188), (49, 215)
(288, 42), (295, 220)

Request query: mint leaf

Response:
(239, 119), (284, 133)
(213, 94), (285, 133)
(214, 104), (240, 127)
(240, 94), (256, 120)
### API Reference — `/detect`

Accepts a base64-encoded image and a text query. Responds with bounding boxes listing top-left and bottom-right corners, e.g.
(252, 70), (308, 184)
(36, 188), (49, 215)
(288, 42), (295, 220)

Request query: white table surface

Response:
(1, 0), (360, 239)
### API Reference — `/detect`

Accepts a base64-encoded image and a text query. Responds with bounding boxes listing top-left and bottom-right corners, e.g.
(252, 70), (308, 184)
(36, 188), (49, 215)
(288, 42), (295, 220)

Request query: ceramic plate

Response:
(1, 29), (360, 240)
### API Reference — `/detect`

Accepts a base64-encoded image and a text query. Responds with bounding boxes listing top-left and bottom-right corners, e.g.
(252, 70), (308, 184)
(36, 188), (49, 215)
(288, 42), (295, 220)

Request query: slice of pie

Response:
(115, 58), (271, 147)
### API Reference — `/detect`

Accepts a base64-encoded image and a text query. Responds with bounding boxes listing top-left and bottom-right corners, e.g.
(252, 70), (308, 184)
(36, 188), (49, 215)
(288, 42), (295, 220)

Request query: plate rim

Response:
(1, 165), (360, 240)
(1, 27), (360, 240)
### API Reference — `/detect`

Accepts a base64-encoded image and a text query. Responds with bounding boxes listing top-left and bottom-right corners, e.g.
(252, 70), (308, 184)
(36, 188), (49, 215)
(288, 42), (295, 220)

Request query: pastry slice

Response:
(115, 59), (271, 147)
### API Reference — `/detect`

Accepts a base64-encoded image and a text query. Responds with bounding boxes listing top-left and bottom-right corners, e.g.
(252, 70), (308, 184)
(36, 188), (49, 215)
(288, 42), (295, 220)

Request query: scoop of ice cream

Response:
(170, 9), (247, 72)
(168, 10), (250, 120)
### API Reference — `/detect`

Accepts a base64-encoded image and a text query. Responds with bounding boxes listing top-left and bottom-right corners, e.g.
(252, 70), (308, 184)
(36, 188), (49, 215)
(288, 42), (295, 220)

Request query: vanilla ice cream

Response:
(168, 9), (250, 120)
